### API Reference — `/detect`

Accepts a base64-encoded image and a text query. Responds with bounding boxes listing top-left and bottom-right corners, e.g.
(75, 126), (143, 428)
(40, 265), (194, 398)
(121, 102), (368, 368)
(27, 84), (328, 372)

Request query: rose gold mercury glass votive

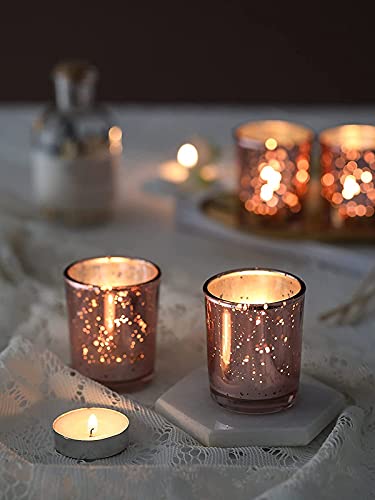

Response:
(204, 268), (306, 414)
(64, 256), (161, 391)
(320, 124), (375, 230)
(235, 120), (313, 226)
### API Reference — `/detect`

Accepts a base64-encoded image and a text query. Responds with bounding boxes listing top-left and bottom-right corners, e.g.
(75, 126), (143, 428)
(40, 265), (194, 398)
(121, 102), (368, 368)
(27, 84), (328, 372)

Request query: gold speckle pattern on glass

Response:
(320, 124), (375, 227)
(235, 120), (313, 225)
(203, 268), (306, 414)
(64, 256), (161, 390)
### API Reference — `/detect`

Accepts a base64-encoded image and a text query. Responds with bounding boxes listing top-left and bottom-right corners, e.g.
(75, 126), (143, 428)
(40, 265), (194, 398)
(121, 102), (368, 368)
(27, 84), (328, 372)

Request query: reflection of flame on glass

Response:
(260, 165), (281, 189)
(221, 309), (232, 371)
(361, 171), (372, 184)
(260, 165), (282, 201)
(340, 125), (364, 151)
(342, 175), (361, 200)
(109, 126), (123, 155)
(104, 292), (115, 334)
(177, 143), (198, 168)
(265, 137), (278, 151)
(296, 170), (310, 183)
(321, 173), (335, 187)
(109, 126), (122, 142)
(88, 413), (98, 437)
(260, 184), (274, 202)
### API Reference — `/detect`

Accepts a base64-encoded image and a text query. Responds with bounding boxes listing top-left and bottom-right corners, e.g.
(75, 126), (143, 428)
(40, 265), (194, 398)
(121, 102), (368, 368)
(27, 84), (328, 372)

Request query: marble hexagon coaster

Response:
(155, 367), (346, 447)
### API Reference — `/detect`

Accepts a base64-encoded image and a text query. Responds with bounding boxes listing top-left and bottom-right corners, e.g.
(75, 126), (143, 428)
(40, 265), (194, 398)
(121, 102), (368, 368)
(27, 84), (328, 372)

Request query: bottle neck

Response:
(54, 76), (96, 111)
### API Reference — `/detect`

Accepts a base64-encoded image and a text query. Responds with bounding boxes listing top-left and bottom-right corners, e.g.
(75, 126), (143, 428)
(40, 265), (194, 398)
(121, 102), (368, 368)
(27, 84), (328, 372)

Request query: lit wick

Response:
(87, 413), (98, 438)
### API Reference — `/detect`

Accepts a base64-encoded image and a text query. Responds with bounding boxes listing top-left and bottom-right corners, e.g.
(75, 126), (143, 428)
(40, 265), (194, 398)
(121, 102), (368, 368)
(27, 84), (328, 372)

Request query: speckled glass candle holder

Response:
(320, 124), (375, 230)
(64, 256), (161, 391)
(203, 268), (306, 414)
(235, 120), (313, 227)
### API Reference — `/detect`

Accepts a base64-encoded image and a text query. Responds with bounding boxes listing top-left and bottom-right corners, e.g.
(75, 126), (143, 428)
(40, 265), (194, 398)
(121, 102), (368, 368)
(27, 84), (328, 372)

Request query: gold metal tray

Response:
(201, 191), (375, 243)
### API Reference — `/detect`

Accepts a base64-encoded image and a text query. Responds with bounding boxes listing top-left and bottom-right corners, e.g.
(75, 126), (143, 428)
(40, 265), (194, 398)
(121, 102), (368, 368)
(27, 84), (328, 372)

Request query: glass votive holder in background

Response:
(64, 256), (161, 391)
(320, 124), (375, 230)
(235, 120), (313, 227)
(203, 268), (306, 414)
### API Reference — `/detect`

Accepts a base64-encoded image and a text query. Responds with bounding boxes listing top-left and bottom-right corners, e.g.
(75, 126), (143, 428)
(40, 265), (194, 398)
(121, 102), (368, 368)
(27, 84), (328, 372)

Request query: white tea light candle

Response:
(53, 407), (129, 460)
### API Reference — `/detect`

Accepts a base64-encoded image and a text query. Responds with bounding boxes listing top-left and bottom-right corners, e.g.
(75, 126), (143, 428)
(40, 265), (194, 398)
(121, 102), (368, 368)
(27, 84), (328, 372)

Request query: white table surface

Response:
(1, 105), (375, 500)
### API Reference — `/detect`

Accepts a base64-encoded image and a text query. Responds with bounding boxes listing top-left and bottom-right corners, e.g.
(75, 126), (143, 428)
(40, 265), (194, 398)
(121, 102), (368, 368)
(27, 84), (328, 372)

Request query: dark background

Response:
(2, 3), (374, 104)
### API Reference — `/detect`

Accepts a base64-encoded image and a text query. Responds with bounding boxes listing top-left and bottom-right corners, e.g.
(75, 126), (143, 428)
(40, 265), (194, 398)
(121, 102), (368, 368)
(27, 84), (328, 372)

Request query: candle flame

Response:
(88, 413), (98, 437)
(177, 143), (198, 168)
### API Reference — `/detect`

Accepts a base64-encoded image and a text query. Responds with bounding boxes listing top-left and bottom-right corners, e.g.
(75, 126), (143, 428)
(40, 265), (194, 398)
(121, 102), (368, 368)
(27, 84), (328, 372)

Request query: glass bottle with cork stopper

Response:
(31, 61), (123, 225)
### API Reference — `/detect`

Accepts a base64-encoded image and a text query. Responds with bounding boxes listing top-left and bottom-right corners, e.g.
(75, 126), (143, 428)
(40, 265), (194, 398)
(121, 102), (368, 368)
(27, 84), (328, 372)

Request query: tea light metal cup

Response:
(53, 407), (129, 460)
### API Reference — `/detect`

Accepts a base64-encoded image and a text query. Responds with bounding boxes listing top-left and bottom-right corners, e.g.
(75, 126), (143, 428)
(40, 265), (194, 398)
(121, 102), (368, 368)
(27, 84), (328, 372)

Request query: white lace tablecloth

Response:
(0, 105), (374, 499)
(0, 209), (374, 500)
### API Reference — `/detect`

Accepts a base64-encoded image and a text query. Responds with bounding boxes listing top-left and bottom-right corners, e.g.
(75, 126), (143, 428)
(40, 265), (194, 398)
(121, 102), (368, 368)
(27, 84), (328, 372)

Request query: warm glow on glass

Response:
(342, 175), (361, 200)
(265, 137), (278, 150)
(260, 165), (282, 189)
(344, 131), (362, 150)
(204, 268), (306, 414)
(320, 124), (375, 150)
(332, 192), (343, 204)
(295, 170), (310, 183)
(260, 184), (274, 202)
(109, 126), (123, 155)
(177, 143), (199, 168)
(321, 172), (335, 187)
(109, 126), (122, 143)
(297, 159), (309, 170)
(236, 120), (312, 219)
(207, 269), (302, 305)
(260, 165), (281, 201)
(64, 256), (160, 389)
(104, 292), (115, 334)
(361, 171), (372, 183)
(110, 143), (123, 155)
(88, 413), (98, 437)
(221, 308), (232, 370)
(320, 124), (375, 222)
